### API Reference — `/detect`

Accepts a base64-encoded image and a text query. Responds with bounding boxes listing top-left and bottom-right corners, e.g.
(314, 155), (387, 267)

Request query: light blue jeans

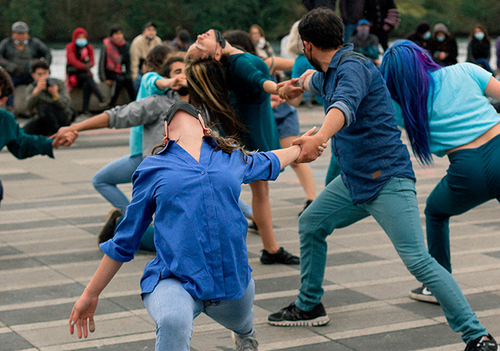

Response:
(143, 277), (255, 351)
(92, 154), (142, 213)
(296, 177), (487, 344)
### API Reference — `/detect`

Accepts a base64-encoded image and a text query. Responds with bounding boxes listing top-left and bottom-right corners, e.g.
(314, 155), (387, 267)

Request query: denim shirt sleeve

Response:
(309, 71), (323, 97)
(100, 164), (156, 262)
(325, 60), (372, 128)
(242, 151), (281, 184)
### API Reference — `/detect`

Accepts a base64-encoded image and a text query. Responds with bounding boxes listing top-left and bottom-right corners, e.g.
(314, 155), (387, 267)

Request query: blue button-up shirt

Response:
(309, 44), (415, 204)
(100, 138), (280, 301)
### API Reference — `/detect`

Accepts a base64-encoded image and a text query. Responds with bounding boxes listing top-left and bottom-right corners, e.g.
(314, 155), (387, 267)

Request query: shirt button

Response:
(201, 171), (205, 175)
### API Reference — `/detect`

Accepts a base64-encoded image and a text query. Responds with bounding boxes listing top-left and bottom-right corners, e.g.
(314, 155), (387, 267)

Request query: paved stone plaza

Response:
(1, 105), (499, 351)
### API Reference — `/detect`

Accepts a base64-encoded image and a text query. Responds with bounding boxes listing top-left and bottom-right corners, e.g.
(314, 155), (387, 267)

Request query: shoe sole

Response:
(408, 292), (439, 304)
(268, 315), (330, 327)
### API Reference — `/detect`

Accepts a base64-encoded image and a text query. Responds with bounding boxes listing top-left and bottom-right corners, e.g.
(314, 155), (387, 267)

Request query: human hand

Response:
(292, 127), (327, 163)
(47, 83), (59, 97)
(270, 94), (284, 108)
(51, 127), (79, 147)
(277, 79), (304, 100)
(83, 62), (92, 70)
(438, 51), (447, 60)
(69, 292), (99, 339)
(33, 79), (46, 96)
(105, 80), (113, 87)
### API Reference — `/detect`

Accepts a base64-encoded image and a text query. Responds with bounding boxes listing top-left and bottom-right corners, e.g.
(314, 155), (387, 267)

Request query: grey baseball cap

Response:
(12, 21), (29, 33)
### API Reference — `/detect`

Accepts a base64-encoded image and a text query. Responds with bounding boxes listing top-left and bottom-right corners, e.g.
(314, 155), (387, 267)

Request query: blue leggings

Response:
(425, 134), (500, 273)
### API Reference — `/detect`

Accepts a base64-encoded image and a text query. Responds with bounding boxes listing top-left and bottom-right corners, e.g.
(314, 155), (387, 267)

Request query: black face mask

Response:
(163, 101), (200, 125)
(176, 86), (189, 96)
(212, 29), (226, 49)
(305, 50), (323, 72)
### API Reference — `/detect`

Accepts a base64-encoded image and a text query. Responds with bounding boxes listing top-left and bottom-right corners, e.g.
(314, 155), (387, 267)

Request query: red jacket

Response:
(66, 27), (95, 71)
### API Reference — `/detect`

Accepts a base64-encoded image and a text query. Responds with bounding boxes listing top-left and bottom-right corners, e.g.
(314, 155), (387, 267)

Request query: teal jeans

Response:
(296, 176), (487, 343)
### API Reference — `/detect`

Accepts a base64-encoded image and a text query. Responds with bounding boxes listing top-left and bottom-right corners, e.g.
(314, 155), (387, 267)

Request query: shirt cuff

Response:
(326, 101), (352, 127)
(266, 152), (281, 181)
(100, 240), (135, 263)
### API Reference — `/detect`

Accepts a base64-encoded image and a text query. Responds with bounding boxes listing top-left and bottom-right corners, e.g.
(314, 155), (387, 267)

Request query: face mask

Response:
(256, 37), (266, 49)
(474, 32), (485, 41)
(423, 31), (431, 40)
(75, 38), (88, 47)
(436, 35), (446, 42)
(176, 86), (189, 96)
(14, 39), (28, 45)
(357, 28), (370, 40)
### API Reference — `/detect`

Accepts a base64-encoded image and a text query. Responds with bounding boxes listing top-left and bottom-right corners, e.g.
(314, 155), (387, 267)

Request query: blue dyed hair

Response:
(380, 40), (442, 165)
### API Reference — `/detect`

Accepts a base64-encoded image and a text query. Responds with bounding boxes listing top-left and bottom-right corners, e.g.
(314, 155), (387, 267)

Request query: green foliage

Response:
(0, 0), (498, 43)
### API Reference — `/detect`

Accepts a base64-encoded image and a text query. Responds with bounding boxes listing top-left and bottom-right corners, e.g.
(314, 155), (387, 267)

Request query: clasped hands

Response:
(51, 127), (79, 149)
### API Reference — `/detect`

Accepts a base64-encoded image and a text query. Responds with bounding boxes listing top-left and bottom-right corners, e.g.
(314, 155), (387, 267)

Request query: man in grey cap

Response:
(0, 21), (52, 109)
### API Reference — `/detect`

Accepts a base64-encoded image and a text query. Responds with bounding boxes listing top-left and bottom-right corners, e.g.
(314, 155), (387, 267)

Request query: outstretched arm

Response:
(52, 112), (111, 147)
(292, 108), (344, 163)
(69, 254), (123, 339)
(272, 127), (326, 167)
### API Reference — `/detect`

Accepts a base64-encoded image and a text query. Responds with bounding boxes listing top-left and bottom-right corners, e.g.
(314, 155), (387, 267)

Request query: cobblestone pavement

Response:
(1, 105), (499, 351)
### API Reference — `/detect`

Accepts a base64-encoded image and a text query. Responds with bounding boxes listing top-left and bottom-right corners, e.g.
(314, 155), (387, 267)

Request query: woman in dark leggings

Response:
(381, 40), (500, 306)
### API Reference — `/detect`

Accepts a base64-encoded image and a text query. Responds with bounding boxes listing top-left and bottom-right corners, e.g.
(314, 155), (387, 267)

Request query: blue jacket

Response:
(310, 44), (415, 204)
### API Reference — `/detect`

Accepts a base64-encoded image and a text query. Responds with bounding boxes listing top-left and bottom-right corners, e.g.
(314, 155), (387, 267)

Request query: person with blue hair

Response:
(380, 40), (500, 313)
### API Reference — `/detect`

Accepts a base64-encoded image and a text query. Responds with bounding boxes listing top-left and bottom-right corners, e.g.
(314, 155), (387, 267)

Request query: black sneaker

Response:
(260, 247), (300, 265)
(408, 285), (439, 304)
(464, 334), (498, 351)
(98, 208), (122, 245)
(247, 220), (259, 234)
(268, 302), (330, 327)
(298, 199), (314, 217)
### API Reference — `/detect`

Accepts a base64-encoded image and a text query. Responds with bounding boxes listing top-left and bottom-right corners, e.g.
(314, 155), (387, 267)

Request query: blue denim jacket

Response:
(310, 44), (415, 204)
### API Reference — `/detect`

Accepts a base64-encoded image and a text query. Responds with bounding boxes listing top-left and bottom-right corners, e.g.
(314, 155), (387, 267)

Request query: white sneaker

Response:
(232, 329), (258, 351)
(409, 285), (439, 304)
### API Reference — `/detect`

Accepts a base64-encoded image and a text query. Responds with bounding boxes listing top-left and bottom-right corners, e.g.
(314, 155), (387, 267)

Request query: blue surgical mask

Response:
(75, 38), (88, 47)
(474, 32), (485, 41)
(14, 39), (28, 45)
(436, 34), (446, 42)
(423, 31), (431, 40)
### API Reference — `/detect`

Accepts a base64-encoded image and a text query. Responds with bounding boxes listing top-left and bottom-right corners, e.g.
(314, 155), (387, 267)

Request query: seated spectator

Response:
(22, 59), (72, 136)
(0, 21), (52, 110)
(349, 19), (380, 66)
(99, 25), (136, 107)
(167, 29), (191, 52)
(467, 24), (494, 74)
(249, 24), (275, 60)
(130, 22), (163, 88)
(428, 23), (458, 66)
(0, 66), (59, 208)
(66, 27), (105, 115)
(405, 21), (431, 49)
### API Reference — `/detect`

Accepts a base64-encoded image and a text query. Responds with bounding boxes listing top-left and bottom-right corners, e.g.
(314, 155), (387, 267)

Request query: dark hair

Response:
(110, 24), (123, 37)
(31, 59), (50, 73)
(162, 55), (185, 77)
(0, 67), (14, 98)
(223, 30), (256, 55)
(185, 57), (244, 137)
(143, 21), (157, 30)
(145, 45), (172, 74)
(298, 7), (343, 50)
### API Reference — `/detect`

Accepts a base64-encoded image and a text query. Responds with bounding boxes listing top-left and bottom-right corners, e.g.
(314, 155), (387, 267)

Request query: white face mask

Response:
(474, 31), (485, 41)
(423, 31), (431, 40)
(436, 34), (446, 42)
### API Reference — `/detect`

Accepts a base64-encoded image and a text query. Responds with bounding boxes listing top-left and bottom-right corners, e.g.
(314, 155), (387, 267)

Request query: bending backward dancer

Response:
(68, 101), (324, 351)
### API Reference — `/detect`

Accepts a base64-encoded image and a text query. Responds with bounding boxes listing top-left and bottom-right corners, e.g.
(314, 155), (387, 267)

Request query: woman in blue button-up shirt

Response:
(67, 101), (317, 350)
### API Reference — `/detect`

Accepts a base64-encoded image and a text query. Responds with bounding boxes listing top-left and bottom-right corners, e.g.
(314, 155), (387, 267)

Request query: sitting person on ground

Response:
(348, 18), (380, 66)
(22, 59), (71, 136)
(405, 21), (431, 50)
(0, 67), (72, 208)
(0, 21), (52, 110)
(466, 24), (494, 74)
(167, 28), (192, 52)
(428, 23), (458, 66)
(99, 24), (136, 107)
(130, 21), (163, 89)
(66, 27), (105, 115)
